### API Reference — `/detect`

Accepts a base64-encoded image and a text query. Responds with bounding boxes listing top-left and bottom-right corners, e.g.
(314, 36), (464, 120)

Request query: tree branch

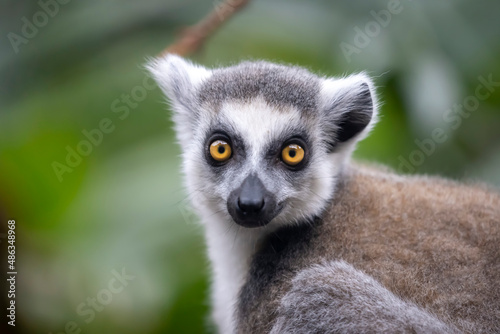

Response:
(160, 0), (252, 57)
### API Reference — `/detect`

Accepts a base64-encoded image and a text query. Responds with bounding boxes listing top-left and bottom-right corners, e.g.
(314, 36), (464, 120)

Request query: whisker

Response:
(310, 176), (338, 181)
(231, 225), (241, 250)
(309, 189), (331, 203)
(207, 208), (226, 219)
(223, 222), (234, 237)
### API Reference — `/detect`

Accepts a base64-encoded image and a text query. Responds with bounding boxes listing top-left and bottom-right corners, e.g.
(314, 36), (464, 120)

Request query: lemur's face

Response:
(193, 97), (330, 228)
(149, 56), (376, 228)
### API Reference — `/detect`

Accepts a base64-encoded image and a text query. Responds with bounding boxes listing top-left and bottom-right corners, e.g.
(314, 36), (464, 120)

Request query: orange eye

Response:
(282, 144), (305, 166)
(210, 140), (232, 162)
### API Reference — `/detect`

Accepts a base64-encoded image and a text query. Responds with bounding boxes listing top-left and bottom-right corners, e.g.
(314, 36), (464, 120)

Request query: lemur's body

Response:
(148, 56), (500, 333)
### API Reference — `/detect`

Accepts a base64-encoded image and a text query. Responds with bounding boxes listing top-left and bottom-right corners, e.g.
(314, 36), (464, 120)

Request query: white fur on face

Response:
(184, 96), (345, 231)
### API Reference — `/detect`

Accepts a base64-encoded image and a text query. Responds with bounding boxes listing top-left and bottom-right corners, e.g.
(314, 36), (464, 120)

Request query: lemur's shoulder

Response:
(329, 164), (500, 327)
(237, 164), (500, 333)
(333, 162), (500, 235)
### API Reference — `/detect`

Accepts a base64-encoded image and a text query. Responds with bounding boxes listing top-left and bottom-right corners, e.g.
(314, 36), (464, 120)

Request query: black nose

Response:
(237, 175), (265, 215)
(238, 196), (264, 214)
(227, 174), (278, 228)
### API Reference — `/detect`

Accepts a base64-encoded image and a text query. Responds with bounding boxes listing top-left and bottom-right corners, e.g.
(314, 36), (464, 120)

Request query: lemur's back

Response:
(238, 164), (500, 333)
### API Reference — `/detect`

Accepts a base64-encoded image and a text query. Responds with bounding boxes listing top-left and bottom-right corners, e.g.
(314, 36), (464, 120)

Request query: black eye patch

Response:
(204, 127), (247, 169)
(263, 130), (311, 172)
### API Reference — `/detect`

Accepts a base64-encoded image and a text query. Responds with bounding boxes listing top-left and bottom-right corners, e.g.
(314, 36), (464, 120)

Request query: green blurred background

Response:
(1, 0), (499, 333)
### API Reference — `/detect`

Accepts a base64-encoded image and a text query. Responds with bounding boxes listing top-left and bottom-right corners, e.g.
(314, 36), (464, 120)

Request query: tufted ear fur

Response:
(147, 55), (212, 143)
(319, 73), (378, 152)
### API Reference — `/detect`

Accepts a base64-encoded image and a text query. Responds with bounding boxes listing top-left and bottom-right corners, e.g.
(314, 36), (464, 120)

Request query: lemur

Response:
(148, 55), (500, 334)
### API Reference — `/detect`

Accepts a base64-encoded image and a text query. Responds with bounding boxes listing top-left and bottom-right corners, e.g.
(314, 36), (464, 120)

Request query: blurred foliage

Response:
(0, 0), (499, 333)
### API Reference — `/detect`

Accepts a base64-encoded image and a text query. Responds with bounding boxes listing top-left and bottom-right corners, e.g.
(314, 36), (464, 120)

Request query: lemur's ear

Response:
(147, 54), (211, 109)
(147, 55), (212, 142)
(319, 73), (378, 152)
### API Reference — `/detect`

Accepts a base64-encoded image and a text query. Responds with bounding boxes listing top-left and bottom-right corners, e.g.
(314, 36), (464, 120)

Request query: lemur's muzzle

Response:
(227, 174), (278, 228)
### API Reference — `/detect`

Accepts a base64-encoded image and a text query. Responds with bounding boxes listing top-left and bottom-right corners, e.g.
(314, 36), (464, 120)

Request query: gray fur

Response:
(198, 61), (320, 114)
(270, 261), (459, 334)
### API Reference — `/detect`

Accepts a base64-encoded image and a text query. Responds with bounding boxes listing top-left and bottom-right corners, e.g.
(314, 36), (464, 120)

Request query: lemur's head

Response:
(148, 56), (377, 229)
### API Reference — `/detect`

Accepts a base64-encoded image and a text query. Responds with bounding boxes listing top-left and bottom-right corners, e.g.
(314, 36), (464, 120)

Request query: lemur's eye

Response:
(282, 144), (305, 166)
(210, 140), (232, 162)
